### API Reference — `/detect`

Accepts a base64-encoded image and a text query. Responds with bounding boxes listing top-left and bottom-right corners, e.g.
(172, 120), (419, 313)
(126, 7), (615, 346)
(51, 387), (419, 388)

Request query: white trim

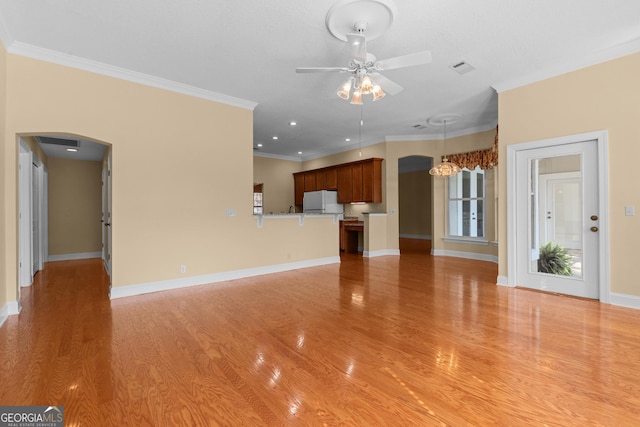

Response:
(386, 122), (498, 142)
(48, 251), (102, 262)
(431, 249), (498, 264)
(399, 234), (431, 240)
(496, 275), (512, 287)
(363, 249), (400, 258)
(442, 237), (489, 245)
(0, 301), (20, 328)
(610, 293), (640, 310)
(7, 42), (258, 111)
(110, 256), (340, 300)
(507, 130), (610, 302)
(493, 38), (640, 93)
(253, 151), (303, 162)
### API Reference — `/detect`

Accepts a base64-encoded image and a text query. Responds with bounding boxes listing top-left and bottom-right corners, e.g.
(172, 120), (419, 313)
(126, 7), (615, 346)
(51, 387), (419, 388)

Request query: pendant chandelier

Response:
(429, 118), (461, 177)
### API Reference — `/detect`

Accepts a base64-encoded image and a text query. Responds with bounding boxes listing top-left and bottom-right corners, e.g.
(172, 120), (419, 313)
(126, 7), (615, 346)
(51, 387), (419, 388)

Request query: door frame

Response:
(506, 130), (610, 302)
(18, 139), (33, 289)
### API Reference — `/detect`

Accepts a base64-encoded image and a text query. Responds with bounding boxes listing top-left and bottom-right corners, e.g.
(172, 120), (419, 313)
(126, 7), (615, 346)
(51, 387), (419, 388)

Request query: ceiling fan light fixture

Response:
(372, 84), (385, 101)
(350, 89), (363, 105)
(337, 78), (352, 99)
(360, 75), (374, 94)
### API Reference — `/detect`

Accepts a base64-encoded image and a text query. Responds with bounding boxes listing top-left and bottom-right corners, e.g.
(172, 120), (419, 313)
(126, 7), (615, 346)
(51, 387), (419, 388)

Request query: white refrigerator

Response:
(303, 190), (344, 213)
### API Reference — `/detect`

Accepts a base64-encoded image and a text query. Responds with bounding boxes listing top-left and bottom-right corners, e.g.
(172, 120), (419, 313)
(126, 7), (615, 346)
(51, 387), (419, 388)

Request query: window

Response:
(253, 183), (263, 214)
(448, 167), (485, 238)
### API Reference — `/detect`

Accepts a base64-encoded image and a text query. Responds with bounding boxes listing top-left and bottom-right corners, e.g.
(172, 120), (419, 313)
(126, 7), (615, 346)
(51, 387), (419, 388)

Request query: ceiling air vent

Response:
(35, 136), (79, 147)
(413, 124), (426, 130)
(449, 60), (475, 75)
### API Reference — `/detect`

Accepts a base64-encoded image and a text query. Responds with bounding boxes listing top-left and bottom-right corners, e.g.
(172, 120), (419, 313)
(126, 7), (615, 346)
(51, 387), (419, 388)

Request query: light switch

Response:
(625, 206), (635, 216)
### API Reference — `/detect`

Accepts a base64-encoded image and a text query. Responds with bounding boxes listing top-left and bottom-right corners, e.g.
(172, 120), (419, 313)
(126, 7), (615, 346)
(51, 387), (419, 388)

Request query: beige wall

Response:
(48, 158), (102, 256)
(252, 155), (301, 214)
(399, 169), (431, 237)
(385, 130), (497, 257)
(0, 42), (6, 308)
(498, 52), (640, 296)
(293, 129), (497, 257)
(1, 54), (340, 307)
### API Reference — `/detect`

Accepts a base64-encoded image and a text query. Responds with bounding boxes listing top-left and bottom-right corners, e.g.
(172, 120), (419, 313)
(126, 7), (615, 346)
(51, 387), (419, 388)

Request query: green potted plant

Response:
(538, 242), (572, 276)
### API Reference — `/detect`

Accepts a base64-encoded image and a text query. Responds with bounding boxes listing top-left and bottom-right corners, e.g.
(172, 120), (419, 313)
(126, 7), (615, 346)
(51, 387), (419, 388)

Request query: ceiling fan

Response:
(296, 22), (432, 104)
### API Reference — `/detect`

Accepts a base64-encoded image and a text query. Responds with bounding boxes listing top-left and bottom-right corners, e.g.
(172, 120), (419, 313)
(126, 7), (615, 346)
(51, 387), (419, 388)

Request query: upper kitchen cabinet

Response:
(294, 172), (305, 206)
(336, 164), (353, 204)
(325, 168), (338, 190)
(361, 158), (382, 202)
(294, 158), (383, 205)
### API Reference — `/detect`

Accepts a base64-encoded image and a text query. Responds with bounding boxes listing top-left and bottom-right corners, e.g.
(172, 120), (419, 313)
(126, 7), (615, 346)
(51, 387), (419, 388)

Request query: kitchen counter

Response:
(254, 212), (343, 228)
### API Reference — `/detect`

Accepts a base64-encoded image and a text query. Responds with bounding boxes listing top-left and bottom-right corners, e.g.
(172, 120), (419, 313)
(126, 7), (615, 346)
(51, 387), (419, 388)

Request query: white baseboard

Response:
(431, 249), (499, 264)
(363, 249), (401, 258)
(110, 256), (341, 300)
(610, 293), (640, 310)
(48, 252), (102, 262)
(0, 301), (20, 328)
(399, 234), (432, 240)
(496, 275), (512, 287)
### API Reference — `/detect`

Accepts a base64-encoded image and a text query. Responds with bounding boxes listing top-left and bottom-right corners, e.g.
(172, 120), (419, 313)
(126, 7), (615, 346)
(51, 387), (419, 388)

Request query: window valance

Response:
(447, 125), (498, 170)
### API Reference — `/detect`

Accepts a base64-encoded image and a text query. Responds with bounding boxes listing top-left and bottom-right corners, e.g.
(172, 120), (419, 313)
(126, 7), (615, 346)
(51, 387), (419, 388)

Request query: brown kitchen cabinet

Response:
(304, 171), (316, 192)
(340, 219), (362, 252)
(325, 167), (338, 190)
(293, 158), (383, 206)
(294, 172), (305, 206)
(336, 164), (353, 204)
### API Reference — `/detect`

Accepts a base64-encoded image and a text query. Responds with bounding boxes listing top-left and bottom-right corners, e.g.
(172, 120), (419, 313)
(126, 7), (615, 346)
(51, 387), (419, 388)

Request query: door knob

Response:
(590, 215), (598, 221)
(590, 226), (598, 232)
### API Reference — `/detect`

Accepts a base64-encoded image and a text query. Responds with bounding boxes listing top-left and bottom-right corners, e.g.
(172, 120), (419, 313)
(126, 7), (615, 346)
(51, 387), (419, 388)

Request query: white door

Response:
(540, 172), (581, 250)
(32, 162), (40, 275)
(105, 152), (112, 276)
(102, 165), (106, 264)
(18, 141), (33, 288)
(514, 139), (601, 299)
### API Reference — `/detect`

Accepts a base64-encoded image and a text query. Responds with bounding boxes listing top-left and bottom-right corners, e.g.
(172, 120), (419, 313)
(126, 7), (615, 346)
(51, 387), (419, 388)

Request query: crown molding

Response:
(386, 122), (498, 142)
(7, 42), (258, 110)
(492, 37), (640, 93)
(253, 151), (302, 162)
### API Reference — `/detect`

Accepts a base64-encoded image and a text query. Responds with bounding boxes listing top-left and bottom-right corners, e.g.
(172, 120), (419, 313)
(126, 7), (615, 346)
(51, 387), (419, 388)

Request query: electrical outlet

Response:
(625, 206), (635, 216)
(226, 209), (236, 217)
(180, 265), (186, 273)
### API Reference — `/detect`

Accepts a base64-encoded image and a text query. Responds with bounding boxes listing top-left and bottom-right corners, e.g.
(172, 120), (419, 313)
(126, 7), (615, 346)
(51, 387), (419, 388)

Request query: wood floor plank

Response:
(1, 243), (640, 425)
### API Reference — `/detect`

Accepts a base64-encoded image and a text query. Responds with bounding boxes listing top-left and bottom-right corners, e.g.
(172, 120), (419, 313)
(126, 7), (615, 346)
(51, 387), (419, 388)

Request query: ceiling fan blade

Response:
(296, 67), (350, 73)
(370, 72), (403, 96)
(374, 50), (432, 71)
(346, 33), (367, 62)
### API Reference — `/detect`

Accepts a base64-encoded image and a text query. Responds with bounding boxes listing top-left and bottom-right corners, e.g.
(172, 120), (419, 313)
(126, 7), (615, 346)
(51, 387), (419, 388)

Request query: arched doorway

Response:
(398, 155), (433, 253)
(17, 134), (112, 301)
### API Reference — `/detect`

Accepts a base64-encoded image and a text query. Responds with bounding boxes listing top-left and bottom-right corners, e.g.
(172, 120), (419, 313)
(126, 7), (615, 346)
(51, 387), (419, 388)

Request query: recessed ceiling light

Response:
(345, 138), (351, 142)
(257, 143), (263, 147)
(289, 121), (297, 126)
(272, 136), (278, 140)
(66, 148), (78, 152)
(298, 151), (302, 155)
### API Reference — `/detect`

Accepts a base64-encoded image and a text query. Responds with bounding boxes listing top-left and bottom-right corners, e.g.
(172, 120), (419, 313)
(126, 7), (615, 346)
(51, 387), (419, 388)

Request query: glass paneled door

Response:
(515, 140), (599, 299)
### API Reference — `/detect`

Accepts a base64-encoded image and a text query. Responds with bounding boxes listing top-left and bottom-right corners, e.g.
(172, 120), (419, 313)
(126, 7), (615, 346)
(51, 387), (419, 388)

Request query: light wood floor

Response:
(2, 239), (640, 426)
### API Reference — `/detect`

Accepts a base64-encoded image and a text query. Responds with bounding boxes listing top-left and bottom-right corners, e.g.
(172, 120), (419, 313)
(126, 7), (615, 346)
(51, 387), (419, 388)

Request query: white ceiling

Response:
(1, 0), (639, 161)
